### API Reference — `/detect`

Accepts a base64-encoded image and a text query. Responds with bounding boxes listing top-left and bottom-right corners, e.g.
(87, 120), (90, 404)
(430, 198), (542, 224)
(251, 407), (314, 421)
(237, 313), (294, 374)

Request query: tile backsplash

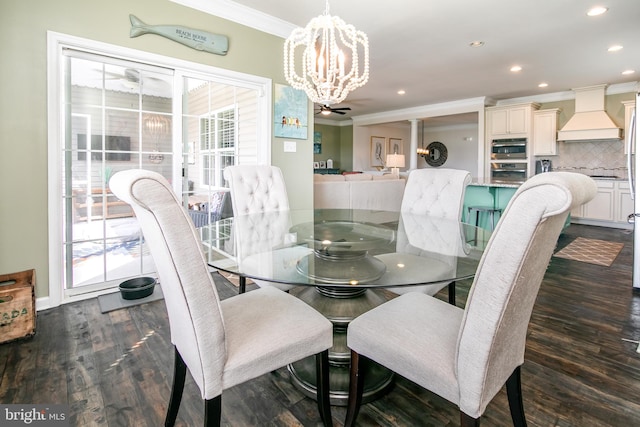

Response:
(544, 140), (628, 177)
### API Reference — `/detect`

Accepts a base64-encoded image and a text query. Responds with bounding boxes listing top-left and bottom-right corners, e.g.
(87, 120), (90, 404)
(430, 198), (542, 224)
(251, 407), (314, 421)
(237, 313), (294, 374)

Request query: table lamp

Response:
(386, 154), (405, 178)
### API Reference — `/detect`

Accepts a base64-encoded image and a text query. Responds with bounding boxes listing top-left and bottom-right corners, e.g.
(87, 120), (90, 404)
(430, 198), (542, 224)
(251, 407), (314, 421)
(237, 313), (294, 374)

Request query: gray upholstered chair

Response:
(344, 172), (596, 427)
(223, 164), (298, 293)
(390, 168), (472, 304)
(109, 169), (333, 427)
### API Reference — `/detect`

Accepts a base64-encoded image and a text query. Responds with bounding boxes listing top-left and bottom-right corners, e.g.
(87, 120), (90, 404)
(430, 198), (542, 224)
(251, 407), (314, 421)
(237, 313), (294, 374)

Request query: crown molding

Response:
(496, 81), (639, 106)
(351, 97), (488, 127)
(169, 0), (296, 38)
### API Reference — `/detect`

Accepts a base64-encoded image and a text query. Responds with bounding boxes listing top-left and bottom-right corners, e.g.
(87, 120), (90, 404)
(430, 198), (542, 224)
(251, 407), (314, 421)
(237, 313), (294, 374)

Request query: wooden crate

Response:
(0, 269), (36, 344)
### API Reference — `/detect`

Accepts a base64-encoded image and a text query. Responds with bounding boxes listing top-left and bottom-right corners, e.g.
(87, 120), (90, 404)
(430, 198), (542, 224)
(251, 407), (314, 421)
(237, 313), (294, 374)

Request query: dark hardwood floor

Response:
(2, 224), (640, 426)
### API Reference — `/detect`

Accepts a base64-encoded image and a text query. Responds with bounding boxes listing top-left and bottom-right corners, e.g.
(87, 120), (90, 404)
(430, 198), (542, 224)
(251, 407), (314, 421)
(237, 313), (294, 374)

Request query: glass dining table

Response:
(198, 208), (491, 406)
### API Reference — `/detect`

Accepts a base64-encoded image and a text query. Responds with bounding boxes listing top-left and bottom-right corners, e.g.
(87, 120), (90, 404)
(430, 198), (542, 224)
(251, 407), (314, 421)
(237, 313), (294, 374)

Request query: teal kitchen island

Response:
(463, 179), (520, 231)
(463, 178), (570, 231)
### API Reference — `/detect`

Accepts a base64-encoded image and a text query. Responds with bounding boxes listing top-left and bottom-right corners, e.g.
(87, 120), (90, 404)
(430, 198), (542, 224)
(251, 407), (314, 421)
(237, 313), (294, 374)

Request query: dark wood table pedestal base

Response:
(288, 286), (394, 406)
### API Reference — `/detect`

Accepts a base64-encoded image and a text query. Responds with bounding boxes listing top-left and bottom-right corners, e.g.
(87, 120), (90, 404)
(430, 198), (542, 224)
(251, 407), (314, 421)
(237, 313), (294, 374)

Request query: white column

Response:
(409, 119), (419, 170)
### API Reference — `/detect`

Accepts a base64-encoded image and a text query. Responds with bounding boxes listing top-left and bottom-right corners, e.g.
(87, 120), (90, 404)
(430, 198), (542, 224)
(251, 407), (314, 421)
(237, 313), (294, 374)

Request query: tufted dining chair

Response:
(390, 168), (472, 304)
(109, 169), (334, 427)
(223, 164), (297, 293)
(224, 164), (289, 215)
(344, 172), (597, 427)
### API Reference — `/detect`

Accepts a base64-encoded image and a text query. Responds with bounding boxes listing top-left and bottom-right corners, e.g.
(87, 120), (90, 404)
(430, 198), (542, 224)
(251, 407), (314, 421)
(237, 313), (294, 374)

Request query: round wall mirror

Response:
(425, 141), (448, 167)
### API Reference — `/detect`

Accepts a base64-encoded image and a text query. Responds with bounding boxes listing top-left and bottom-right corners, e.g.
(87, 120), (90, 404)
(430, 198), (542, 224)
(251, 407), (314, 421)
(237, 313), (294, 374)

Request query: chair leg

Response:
(315, 350), (333, 427)
(448, 281), (456, 306)
(165, 347), (187, 427)
(344, 350), (366, 427)
(204, 396), (222, 427)
(506, 366), (528, 427)
(460, 411), (480, 427)
(239, 276), (246, 294)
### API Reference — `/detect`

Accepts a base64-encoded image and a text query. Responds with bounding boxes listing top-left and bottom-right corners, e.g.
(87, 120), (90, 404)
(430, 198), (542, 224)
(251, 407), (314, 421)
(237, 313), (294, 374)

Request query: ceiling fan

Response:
(103, 68), (170, 95)
(315, 104), (352, 116)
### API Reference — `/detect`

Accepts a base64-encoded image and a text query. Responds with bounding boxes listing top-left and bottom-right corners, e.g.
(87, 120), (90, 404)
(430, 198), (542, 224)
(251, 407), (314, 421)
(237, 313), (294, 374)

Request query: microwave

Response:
(491, 138), (527, 160)
(491, 162), (527, 182)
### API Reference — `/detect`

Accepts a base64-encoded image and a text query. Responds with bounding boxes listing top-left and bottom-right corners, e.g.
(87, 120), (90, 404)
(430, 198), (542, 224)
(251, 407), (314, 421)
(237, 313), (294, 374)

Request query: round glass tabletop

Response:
(200, 209), (489, 288)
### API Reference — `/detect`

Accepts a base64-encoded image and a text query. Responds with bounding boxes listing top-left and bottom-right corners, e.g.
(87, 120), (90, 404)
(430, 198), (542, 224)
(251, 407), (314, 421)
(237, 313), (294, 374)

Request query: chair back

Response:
(396, 212), (470, 258)
(109, 169), (227, 400)
(398, 168), (471, 255)
(455, 172), (596, 418)
(224, 165), (290, 216)
(400, 168), (471, 219)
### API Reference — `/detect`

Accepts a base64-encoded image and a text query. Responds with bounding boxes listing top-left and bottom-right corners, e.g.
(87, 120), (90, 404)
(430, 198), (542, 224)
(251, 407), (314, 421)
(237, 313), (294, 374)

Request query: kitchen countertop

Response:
(470, 178), (523, 188)
(471, 174), (627, 188)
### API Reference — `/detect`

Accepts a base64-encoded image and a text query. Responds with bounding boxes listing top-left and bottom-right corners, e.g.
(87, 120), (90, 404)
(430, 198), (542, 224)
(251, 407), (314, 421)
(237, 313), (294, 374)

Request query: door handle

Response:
(628, 213), (640, 224)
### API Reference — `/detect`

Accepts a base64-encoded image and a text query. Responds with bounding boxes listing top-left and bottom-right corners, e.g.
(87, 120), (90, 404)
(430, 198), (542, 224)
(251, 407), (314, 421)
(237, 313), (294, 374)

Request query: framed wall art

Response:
(370, 136), (386, 168)
(388, 137), (403, 155)
(274, 83), (308, 140)
(313, 131), (322, 154)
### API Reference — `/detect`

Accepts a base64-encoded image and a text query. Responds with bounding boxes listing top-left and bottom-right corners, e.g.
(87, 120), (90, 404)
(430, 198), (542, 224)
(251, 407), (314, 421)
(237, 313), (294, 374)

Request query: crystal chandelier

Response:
(284, 0), (369, 106)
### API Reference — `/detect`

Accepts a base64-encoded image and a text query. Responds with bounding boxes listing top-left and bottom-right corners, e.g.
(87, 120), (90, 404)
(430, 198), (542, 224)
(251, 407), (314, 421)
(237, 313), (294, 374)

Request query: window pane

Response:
(63, 52), (174, 293)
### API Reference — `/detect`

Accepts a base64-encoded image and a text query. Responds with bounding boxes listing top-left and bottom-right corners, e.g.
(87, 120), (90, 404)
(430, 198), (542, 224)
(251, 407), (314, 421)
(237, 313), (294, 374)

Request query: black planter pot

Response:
(119, 277), (156, 300)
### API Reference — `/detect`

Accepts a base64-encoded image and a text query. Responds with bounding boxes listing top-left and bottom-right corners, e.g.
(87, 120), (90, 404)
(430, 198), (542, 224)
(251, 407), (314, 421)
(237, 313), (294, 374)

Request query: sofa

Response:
(313, 173), (406, 211)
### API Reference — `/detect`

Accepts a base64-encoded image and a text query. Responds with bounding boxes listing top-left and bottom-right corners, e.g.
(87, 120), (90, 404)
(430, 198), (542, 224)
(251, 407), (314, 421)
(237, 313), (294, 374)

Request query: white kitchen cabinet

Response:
(572, 180), (614, 221)
(571, 179), (632, 229)
(486, 103), (540, 139)
(584, 188), (615, 221)
(533, 109), (560, 156)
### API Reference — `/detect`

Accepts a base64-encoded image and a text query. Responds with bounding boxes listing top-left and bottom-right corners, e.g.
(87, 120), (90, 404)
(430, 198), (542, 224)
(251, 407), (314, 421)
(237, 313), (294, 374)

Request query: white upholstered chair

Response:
(223, 164), (297, 293)
(344, 172), (596, 427)
(391, 168), (472, 304)
(109, 169), (334, 427)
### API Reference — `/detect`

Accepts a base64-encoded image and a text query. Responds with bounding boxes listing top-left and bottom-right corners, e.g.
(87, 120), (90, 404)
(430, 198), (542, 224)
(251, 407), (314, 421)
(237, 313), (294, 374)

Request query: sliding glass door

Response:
(51, 37), (270, 302)
(61, 51), (174, 297)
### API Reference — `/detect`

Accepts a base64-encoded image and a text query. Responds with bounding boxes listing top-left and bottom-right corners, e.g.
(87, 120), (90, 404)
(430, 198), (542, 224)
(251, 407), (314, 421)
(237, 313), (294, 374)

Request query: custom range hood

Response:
(557, 84), (622, 141)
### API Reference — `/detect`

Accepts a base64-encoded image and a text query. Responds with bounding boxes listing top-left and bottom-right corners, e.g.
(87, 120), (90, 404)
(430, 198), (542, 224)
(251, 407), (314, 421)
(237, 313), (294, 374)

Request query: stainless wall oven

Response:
(491, 162), (527, 182)
(491, 138), (527, 160)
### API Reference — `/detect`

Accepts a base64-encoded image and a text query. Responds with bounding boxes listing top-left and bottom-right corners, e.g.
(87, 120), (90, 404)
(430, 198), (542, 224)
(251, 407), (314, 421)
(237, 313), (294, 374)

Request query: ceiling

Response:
(178, 0), (639, 125)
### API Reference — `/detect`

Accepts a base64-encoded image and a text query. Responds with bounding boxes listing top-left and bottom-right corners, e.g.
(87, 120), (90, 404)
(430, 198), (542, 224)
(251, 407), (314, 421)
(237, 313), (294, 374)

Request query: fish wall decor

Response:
(129, 14), (229, 56)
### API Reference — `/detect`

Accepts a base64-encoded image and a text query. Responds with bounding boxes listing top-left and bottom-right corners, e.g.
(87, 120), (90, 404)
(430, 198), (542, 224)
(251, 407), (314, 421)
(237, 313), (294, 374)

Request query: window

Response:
(200, 107), (237, 188)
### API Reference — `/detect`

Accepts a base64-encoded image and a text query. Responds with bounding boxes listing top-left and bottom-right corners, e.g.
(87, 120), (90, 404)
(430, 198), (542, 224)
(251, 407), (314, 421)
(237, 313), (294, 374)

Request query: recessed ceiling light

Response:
(608, 45), (623, 52)
(469, 41), (484, 48)
(510, 65), (522, 72)
(538, 83), (549, 88)
(622, 70), (636, 75)
(587, 6), (608, 16)
(397, 90), (406, 95)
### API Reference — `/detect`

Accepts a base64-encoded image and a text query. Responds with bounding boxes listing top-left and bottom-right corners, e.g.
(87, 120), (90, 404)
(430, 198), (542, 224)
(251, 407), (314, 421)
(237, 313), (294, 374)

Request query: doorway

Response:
(48, 33), (271, 305)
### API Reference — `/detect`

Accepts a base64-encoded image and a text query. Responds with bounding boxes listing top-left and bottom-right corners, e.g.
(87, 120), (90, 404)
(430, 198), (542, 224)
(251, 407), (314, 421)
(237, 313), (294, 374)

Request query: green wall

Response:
(340, 125), (354, 171)
(313, 124), (341, 168)
(311, 124), (354, 171)
(0, 0), (313, 299)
